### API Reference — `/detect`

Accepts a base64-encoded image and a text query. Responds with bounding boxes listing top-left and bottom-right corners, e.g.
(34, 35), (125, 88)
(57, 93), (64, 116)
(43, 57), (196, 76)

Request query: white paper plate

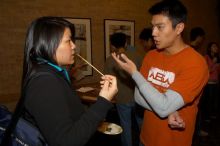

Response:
(76, 87), (95, 93)
(98, 122), (123, 135)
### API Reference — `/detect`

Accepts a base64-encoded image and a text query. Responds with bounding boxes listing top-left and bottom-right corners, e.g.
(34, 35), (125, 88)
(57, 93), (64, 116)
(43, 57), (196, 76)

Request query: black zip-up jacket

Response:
(24, 64), (113, 146)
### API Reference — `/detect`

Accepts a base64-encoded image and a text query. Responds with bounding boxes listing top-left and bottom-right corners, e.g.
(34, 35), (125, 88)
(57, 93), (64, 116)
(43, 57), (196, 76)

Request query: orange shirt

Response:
(140, 47), (209, 146)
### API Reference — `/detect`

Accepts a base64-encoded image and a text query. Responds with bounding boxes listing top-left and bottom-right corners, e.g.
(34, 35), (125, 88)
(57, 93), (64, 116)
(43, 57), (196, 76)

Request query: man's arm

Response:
(135, 86), (185, 129)
(134, 87), (152, 110)
(135, 85), (185, 128)
(112, 53), (185, 118)
(132, 71), (184, 118)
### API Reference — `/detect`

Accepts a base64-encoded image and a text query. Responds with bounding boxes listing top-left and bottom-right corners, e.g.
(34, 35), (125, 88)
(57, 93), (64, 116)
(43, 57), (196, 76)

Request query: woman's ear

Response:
(176, 23), (185, 35)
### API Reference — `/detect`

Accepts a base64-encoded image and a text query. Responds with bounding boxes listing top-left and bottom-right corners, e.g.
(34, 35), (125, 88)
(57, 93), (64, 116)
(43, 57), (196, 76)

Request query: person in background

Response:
(112, 0), (209, 146)
(22, 16), (118, 146)
(190, 27), (205, 52)
(68, 62), (87, 83)
(189, 26), (208, 138)
(204, 42), (220, 120)
(139, 28), (154, 53)
(104, 32), (141, 146)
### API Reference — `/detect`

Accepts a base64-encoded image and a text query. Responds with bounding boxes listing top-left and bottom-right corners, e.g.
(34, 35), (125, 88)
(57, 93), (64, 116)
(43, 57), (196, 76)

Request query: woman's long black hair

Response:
(22, 16), (75, 86)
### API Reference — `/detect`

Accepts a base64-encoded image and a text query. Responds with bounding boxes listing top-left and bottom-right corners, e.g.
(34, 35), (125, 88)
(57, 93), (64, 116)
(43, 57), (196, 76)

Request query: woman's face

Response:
(211, 43), (219, 54)
(55, 27), (76, 66)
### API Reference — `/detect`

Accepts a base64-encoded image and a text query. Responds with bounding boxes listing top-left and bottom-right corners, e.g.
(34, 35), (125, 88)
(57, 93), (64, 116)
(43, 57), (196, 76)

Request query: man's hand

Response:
(111, 52), (137, 75)
(168, 111), (185, 129)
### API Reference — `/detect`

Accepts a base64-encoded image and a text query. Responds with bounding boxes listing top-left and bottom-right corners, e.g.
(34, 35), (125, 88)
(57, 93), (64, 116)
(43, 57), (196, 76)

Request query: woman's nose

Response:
(71, 41), (76, 50)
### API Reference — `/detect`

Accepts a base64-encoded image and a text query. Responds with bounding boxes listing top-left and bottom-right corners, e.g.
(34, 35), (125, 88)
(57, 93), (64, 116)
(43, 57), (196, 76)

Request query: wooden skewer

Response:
(76, 54), (104, 76)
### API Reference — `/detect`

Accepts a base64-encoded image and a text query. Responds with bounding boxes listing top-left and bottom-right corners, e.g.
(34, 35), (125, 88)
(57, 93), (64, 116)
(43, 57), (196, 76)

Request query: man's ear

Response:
(176, 23), (185, 35)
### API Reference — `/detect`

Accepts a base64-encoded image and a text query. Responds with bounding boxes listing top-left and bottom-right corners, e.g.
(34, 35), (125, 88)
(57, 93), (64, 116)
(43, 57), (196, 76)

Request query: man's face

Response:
(197, 36), (205, 46)
(151, 14), (179, 50)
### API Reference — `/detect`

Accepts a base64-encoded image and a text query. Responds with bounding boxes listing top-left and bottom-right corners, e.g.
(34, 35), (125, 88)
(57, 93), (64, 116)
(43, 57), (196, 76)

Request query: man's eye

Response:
(158, 25), (164, 30)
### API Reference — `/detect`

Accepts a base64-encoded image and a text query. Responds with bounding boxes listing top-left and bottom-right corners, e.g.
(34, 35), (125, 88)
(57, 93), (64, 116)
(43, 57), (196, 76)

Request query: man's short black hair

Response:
(139, 28), (152, 41)
(190, 27), (205, 41)
(110, 32), (127, 49)
(149, 0), (187, 28)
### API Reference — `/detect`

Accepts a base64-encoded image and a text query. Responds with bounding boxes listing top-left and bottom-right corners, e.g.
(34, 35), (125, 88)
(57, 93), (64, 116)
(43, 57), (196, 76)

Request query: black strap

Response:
(0, 72), (49, 146)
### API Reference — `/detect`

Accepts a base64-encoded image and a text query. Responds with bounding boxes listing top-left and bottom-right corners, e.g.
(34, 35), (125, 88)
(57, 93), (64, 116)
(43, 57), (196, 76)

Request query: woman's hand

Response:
(111, 52), (137, 75)
(99, 75), (118, 101)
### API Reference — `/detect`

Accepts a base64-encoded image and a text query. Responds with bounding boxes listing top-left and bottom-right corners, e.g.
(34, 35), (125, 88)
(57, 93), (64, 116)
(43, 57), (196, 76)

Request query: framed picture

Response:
(65, 18), (92, 76)
(104, 19), (135, 59)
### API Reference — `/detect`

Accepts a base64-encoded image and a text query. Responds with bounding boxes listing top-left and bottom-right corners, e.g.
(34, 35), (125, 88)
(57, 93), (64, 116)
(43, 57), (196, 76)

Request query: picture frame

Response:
(104, 19), (135, 59)
(65, 18), (93, 76)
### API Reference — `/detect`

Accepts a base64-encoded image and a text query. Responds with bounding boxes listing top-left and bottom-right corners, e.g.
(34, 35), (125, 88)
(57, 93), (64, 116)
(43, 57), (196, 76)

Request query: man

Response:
(104, 32), (141, 146)
(112, 0), (209, 146)
(139, 28), (154, 53)
(138, 28), (155, 62)
(190, 27), (205, 52)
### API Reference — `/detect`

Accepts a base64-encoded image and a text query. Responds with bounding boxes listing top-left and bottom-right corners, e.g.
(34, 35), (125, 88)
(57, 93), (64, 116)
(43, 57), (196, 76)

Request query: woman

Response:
(22, 16), (118, 146)
(204, 42), (220, 119)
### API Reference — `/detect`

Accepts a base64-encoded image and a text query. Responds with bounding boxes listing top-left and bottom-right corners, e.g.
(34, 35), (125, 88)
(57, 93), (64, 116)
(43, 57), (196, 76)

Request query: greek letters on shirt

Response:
(148, 67), (175, 88)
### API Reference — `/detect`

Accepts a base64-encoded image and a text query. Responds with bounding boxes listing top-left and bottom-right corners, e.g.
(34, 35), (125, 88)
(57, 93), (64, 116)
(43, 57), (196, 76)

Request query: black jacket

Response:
(24, 64), (113, 146)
